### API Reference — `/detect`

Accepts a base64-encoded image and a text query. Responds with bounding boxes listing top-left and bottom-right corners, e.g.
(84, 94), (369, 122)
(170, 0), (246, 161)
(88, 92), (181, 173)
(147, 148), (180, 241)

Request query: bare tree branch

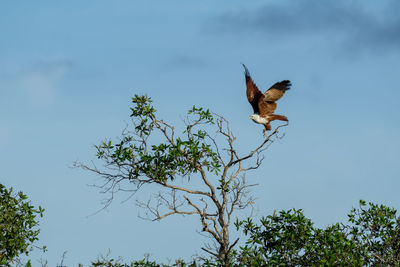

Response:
(77, 95), (288, 265)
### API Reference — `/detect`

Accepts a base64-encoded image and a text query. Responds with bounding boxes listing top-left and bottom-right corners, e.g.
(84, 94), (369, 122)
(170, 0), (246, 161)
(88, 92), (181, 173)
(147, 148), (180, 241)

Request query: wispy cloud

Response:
(16, 59), (72, 107)
(209, 0), (400, 54)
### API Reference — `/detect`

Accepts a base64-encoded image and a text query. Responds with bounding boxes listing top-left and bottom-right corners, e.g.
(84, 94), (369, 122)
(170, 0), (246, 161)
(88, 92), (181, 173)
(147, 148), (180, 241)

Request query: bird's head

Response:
(249, 114), (258, 122)
(249, 114), (268, 125)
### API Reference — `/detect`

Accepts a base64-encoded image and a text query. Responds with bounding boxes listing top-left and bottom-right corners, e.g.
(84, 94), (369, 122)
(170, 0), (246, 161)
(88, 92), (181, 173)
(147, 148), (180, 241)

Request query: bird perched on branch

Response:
(242, 64), (291, 135)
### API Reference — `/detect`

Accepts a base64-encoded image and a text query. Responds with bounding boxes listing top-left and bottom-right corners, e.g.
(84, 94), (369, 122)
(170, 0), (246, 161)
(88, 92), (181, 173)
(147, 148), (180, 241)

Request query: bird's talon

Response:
(263, 129), (267, 136)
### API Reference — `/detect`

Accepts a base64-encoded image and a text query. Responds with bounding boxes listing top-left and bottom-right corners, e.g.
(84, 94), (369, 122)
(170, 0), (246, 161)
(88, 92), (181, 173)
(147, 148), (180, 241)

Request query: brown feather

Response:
(258, 99), (277, 117)
(268, 114), (288, 122)
(264, 80), (291, 102)
(264, 89), (285, 102)
(242, 64), (262, 114)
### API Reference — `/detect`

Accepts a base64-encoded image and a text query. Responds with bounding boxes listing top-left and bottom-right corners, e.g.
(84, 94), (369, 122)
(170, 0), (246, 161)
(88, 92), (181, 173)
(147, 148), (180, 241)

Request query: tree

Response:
(0, 183), (45, 266)
(235, 200), (400, 266)
(76, 94), (287, 265)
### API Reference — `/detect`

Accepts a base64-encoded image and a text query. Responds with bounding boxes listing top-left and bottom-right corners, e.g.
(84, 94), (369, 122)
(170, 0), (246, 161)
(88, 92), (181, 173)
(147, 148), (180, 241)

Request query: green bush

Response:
(0, 183), (45, 265)
(235, 200), (400, 266)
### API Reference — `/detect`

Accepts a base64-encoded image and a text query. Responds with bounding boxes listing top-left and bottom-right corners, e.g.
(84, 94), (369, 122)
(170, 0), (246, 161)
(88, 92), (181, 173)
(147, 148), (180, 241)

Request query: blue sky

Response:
(1, 0), (400, 265)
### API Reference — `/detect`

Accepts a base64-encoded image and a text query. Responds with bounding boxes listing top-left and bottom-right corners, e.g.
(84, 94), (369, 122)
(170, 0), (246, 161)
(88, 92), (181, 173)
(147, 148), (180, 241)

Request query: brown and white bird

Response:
(242, 64), (291, 135)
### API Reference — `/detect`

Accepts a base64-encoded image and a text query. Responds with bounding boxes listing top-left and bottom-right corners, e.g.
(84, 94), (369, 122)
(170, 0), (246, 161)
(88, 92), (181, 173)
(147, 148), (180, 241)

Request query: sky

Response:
(1, 0), (400, 265)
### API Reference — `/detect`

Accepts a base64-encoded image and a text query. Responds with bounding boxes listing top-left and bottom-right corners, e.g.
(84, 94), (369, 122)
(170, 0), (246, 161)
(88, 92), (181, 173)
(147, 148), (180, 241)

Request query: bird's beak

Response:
(248, 116), (252, 120)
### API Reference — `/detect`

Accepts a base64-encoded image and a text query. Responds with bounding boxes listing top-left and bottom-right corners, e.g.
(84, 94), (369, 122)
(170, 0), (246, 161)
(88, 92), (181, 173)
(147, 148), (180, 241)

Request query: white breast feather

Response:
(249, 114), (269, 125)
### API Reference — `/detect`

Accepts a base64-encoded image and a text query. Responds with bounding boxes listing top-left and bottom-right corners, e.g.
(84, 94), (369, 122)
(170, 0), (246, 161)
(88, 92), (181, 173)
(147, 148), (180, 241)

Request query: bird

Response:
(242, 64), (291, 135)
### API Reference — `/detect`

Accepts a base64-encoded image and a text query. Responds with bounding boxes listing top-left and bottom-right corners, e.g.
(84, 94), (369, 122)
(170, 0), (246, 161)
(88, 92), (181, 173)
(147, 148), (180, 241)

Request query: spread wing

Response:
(259, 80), (291, 117)
(263, 80), (291, 102)
(242, 64), (262, 114)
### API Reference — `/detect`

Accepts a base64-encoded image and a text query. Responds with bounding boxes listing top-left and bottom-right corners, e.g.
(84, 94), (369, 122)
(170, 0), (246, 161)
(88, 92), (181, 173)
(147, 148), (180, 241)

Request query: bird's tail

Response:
(269, 114), (288, 122)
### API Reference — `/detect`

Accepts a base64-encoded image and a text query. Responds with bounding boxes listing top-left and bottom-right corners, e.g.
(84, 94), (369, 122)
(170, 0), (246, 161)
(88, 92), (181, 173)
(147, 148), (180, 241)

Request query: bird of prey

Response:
(242, 64), (291, 135)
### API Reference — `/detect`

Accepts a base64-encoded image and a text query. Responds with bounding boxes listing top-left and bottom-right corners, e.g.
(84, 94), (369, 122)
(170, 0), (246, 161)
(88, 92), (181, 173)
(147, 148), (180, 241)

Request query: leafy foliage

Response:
(95, 95), (221, 183)
(234, 200), (400, 266)
(347, 200), (400, 265)
(90, 257), (161, 267)
(83, 252), (201, 267)
(0, 183), (45, 265)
